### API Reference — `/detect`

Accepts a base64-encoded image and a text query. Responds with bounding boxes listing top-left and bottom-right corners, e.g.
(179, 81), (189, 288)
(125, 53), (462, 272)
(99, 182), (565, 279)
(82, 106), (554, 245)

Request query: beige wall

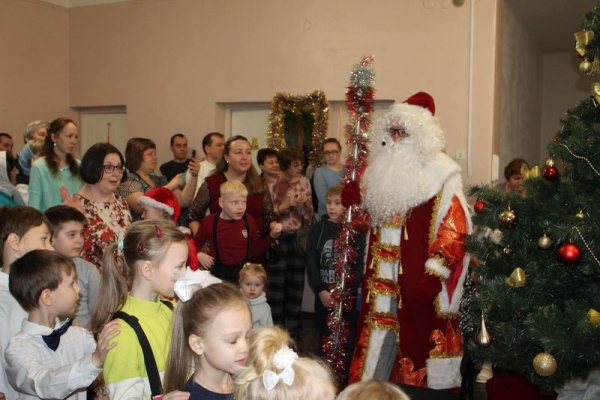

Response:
(497, 0), (542, 173)
(540, 52), (596, 163)
(67, 0), (500, 185)
(1, 0), (73, 153)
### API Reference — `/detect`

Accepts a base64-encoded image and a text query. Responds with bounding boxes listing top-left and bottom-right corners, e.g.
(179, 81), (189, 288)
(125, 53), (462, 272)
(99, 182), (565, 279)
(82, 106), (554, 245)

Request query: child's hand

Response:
(197, 252), (214, 269)
(91, 320), (120, 368)
(269, 223), (283, 239)
(162, 390), (191, 400)
(319, 290), (334, 309)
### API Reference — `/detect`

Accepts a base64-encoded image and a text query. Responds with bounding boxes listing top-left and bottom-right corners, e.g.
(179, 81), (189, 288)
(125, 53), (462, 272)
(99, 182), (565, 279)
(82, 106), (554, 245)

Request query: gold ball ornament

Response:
(503, 246), (513, 256)
(538, 235), (552, 250)
(533, 353), (558, 377)
(498, 208), (517, 229)
(580, 60), (593, 74)
(545, 158), (555, 167)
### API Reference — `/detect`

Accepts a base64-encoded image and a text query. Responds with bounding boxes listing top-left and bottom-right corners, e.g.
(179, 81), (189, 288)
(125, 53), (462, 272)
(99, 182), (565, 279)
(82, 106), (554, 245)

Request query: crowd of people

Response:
(0, 94), (520, 399)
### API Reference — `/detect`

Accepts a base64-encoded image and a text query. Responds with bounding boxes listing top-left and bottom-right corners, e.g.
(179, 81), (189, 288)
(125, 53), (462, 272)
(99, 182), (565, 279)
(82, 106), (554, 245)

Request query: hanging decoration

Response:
(533, 353), (558, 377)
(474, 200), (486, 214)
(538, 234), (552, 250)
(266, 90), (329, 170)
(575, 7), (600, 76)
(498, 206), (518, 229)
(505, 267), (527, 288)
(557, 242), (582, 265)
(476, 312), (492, 347)
(323, 55), (375, 386)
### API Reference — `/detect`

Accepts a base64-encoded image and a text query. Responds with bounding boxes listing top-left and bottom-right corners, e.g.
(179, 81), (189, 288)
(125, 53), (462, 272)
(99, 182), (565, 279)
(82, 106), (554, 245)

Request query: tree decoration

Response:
(558, 242), (582, 265)
(474, 200), (486, 214)
(502, 246), (513, 256)
(505, 267), (527, 288)
(588, 309), (600, 325)
(538, 234), (552, 250)
(266, 90), (329, 170)
(323, 55), (375, 387)
(543, 165), (559, 181)
(575, 8), (600, 75)
(476, 312), (492, 347)
(533, 353), (558, 377)
(498, 206), (517, 229)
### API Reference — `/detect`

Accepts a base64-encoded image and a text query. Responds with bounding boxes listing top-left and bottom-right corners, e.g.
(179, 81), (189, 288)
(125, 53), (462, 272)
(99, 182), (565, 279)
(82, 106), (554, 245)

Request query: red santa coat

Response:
(349, 153), (472, 389)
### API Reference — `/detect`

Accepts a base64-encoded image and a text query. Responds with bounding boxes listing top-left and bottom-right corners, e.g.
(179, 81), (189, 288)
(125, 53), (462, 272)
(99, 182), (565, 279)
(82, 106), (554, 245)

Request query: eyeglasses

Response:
(388, 127), (408, 137)
(323, 150), (340, 156)
(103, 164), (126, 174)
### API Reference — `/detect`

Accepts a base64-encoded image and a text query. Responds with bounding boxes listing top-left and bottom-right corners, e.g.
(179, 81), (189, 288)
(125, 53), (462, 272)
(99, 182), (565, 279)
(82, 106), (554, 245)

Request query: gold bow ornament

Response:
(506, 267), (527, 288)
(575, 30), (595, 56)
(520, 164), (541, 181)
(588, 308), (600, 325)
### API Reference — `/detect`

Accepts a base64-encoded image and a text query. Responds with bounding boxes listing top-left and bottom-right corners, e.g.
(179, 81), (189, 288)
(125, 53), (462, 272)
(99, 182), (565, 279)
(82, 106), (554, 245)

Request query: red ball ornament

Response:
(474, 200), (486, 214)
(552, 137), (560, 143)
(543, 166), (559, 181)
(558, 242), (581, 265)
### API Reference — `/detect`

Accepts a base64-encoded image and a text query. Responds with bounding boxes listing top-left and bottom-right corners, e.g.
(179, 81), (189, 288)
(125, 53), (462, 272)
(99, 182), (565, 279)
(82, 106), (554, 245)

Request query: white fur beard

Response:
(362, 143), (428, 226)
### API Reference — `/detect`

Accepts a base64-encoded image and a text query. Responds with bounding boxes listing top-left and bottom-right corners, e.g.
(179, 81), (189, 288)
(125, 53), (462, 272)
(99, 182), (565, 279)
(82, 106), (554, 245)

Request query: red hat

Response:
(138, 187), (181, 223)
(403, 92), (435, 116)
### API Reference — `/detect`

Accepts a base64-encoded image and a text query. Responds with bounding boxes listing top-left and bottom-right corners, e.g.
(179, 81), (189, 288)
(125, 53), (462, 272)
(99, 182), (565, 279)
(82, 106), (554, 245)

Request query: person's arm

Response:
(305, 223), (327, 293)
(178, 166), (198, 208)
(5, 330), (102, 399)
(300, 177), (314, 222)
(117, 174), (145, 216)
(312, 168), (328, 215)
(27, 160), (44, 210)
(187, 181), (211, 235)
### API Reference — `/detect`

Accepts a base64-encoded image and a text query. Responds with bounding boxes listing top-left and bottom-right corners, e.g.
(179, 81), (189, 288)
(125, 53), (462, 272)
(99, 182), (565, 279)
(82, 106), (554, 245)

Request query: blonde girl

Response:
(164, 279), (252, 398)
(239, 263), (272, 327)
(91, 220), (190, 400)
(233, 326), (336, 400)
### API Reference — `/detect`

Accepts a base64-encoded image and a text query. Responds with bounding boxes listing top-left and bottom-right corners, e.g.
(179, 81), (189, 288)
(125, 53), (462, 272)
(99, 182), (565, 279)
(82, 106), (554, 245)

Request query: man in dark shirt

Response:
(160, 133), (190, 181)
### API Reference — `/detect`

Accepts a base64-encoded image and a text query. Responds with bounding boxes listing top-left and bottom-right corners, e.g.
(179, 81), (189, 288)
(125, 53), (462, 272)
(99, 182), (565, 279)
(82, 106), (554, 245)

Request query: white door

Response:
(80, 111), (127, 157)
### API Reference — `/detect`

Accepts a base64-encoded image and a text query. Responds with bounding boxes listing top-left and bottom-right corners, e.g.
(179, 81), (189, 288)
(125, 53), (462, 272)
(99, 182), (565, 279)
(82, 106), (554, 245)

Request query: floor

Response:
(297, 312), (488, 400)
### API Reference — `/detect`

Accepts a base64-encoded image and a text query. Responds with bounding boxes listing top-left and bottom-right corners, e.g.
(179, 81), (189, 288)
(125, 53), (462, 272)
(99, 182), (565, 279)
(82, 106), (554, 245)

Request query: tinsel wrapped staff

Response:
(323, 55), (375, 385)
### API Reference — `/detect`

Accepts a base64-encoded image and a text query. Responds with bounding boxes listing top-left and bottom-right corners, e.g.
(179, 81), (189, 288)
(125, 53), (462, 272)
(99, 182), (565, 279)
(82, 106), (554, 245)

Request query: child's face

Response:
(51, 269), (81, 317)
(240, 274), (264, 300)
(151, 241), (188, 298)
(16, 223), (53, 257)
(259, 156), (279, 177)
(141, 204), (166, 221)
(219, 193), (247, 220)
(195, 305), (251, 376)
(326, 194), (345, 223)
(52, 221), (85, 258)
(508, 174), (524, 192)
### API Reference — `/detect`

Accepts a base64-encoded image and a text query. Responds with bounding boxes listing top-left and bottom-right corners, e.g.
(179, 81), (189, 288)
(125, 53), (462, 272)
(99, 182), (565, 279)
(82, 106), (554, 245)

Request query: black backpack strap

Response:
(112, 311), (162, 397)
(160, 300), (174, 311)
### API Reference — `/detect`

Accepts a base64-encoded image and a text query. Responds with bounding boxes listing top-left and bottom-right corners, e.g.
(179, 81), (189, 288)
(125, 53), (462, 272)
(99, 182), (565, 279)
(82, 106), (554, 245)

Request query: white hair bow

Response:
(262, 346), (298, 390)
(174, 267), (222, 302)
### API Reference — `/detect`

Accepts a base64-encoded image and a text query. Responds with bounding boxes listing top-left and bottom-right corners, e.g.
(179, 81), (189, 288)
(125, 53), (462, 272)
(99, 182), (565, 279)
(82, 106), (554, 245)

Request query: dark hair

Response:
(0, 206), (51, 267)
(80, 142), (127, 184)
(277, 148), (304, 171)
(202, 132), (224, 155)
(504, 158), (528, 181)
(125, 138), (156, 172)
(215, 135), (264, 195)
(322, 138), (341, 150)
(257, 148), (278, 166)
(4, 153), (16, 175)
(43, 118), (79, 177)
(170, 133), (186, 146)
(45, 205), (88, 231)
(9, 250), (75, 312)
(0, 133), (12, 141)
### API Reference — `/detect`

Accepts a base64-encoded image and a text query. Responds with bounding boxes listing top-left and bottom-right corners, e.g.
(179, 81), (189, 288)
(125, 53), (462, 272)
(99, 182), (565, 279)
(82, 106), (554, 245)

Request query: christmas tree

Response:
(465, 6), (600, 394)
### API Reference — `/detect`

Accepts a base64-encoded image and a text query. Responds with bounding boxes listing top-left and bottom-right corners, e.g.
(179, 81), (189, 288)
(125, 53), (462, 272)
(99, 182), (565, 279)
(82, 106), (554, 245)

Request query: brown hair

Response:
(322, 138), (341, 150)
(163, 282), (249, 393)
(43, 118), (80, 177)
(336, 380), (411, 400)
(277, 148), (304, 171)
(327, 185), (344, 199)
(9, 250), (75, 312)
(125, 138), (156, 172)
(504, 158), (528, 181)
(215, 135), (264, 195)
(0, 206), (51, 267)
(90, 220), (186, 335)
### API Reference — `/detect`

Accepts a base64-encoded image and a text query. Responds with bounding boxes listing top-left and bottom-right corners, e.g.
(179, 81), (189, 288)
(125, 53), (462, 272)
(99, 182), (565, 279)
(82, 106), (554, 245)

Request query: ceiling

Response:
(508, 0), (600, 52)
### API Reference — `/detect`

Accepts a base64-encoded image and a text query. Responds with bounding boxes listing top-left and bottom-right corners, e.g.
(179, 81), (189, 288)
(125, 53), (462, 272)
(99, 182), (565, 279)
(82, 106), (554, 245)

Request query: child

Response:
(194, 180), (282, 283)
(45, 205), (100, 329)
(239, 263), (272, 327)
(164, 277), (252, 398)
(306, 185), (366, 358)
(5, 250), (119, 399)
(138, 186), (199, 270)
(0, 205), (53, 399)
(90, 220), (190, 400)
(336, 379), (411, 400)
(233, 326), (336, 400)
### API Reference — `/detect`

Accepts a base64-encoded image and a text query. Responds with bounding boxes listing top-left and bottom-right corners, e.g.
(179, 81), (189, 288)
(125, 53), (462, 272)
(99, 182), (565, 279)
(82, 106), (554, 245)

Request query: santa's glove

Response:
(417, 274), (442, 304)
(342, 180), (361, 208)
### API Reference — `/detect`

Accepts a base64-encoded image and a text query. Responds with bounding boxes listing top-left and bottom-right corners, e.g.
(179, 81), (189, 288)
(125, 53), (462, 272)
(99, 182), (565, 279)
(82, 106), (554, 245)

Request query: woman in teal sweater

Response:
(28, 118), (83, 211)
